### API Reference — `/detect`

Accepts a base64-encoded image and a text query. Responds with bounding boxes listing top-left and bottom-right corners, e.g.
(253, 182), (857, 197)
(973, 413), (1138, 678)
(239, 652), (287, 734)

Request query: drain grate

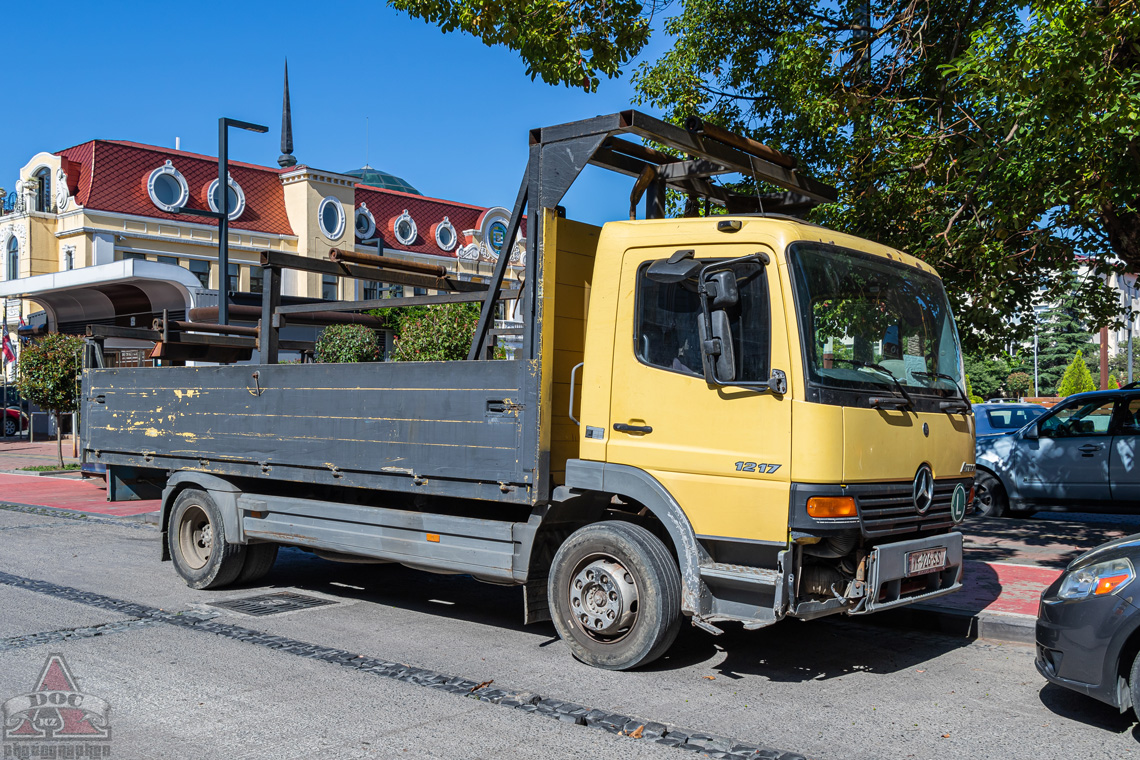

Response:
(208, 591), (336, 617)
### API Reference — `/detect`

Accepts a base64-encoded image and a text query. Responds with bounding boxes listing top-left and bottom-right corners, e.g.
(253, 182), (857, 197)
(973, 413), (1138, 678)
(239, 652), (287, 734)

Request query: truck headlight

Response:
(1057, 558), (1135, 600)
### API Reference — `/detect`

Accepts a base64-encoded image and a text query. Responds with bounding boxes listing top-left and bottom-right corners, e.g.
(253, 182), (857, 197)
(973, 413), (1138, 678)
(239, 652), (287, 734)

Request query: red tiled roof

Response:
(55, 140), (295, 236)
(354, 185), (527, 260)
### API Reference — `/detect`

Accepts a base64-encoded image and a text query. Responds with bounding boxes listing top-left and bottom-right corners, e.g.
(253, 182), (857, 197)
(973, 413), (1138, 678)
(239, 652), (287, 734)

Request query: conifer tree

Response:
(1056, 350), (1097, 397)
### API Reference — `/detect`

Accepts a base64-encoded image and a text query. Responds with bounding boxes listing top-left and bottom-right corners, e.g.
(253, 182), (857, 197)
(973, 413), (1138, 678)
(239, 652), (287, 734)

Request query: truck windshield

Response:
(788, 243), (964, 400)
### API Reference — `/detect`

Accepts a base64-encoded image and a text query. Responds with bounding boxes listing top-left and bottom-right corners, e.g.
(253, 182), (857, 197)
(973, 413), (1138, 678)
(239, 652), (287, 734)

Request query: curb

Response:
(877, 603), (1036, 645)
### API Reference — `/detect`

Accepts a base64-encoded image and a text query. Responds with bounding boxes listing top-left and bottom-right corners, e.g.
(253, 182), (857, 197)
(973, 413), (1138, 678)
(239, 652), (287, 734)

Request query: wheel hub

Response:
(569, 559), (638, 636)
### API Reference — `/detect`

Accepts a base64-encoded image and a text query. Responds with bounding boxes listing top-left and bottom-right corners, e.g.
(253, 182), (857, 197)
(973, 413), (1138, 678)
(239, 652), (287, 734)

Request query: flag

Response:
(1, 334), (13, 364)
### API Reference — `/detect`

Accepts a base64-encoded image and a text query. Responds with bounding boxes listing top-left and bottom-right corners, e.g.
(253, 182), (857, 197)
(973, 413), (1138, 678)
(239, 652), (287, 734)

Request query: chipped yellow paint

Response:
(144, 428), (160, 438)
(172, 390), (200, 400)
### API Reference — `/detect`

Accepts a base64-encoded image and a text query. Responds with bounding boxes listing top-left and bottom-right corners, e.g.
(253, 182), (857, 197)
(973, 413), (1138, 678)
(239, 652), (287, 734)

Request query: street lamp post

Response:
(173, 117), (267, 325)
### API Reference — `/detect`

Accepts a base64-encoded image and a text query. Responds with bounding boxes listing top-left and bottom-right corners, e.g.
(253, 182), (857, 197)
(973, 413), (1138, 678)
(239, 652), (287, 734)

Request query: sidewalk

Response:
(0, 472), (159, 517)
(0, 437), (80, 471)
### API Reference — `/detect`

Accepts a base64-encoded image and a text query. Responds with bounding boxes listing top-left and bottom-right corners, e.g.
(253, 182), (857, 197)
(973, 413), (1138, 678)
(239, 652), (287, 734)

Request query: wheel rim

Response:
(3, 419), (14, 436)
(975, 481), (995, 515)
(567, 555), (639, 643)
(177, 505), (213, 570)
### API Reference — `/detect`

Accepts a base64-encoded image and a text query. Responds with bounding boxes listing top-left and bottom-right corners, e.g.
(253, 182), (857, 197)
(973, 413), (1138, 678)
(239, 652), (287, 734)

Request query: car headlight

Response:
(1057, 558), (1135, 600)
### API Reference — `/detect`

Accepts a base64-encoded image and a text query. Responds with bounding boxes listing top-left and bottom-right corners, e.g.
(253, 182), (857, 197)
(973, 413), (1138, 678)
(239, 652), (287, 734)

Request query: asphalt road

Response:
(0, 505), (1137, 760)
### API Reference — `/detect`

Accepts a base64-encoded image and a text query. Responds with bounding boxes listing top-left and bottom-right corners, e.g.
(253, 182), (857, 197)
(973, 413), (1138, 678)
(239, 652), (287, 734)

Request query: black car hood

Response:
(1069, 533), (1140, 571)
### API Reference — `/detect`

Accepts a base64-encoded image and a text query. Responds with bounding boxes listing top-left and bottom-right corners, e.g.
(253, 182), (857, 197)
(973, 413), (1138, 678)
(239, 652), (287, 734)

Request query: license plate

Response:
(906, 547), (948, 577)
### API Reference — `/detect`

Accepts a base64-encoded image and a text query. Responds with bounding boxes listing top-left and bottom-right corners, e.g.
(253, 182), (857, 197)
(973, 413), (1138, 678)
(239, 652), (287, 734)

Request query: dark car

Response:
(974, 389), (1140, 517)
(973, 401), (1047, 441)
(1037, 534), (1140, 714)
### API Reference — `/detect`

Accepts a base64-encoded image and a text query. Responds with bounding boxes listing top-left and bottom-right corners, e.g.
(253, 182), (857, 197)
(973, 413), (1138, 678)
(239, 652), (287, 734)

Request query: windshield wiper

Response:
(913, 370), (971, 412)
(830, 358), (914, 410)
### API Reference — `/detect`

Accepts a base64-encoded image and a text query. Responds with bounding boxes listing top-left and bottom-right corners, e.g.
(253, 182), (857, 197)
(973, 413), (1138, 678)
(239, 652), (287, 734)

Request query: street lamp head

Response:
(221, 117), (269, 134)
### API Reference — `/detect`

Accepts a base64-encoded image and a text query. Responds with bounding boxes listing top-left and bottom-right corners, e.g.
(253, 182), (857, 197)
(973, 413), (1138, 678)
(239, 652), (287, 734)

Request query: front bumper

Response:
(1035, 576), (1140, 710)
(853, 532), (964, 614)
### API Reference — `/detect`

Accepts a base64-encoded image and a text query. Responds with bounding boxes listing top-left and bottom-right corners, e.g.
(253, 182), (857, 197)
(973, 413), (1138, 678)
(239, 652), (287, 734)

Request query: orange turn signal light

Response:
(426, 533), (440, 543)
(1095, 573), (1131, 595)
(806, 496), (858, 519)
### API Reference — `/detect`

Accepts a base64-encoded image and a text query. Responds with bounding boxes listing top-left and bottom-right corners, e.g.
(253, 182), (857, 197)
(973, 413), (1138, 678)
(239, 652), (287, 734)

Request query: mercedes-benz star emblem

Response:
(913, 465), (934, 514)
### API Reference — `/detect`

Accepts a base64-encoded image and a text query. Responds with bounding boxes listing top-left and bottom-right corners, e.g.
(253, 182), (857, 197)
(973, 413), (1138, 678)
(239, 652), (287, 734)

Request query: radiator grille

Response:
(855, 479), (967, 538)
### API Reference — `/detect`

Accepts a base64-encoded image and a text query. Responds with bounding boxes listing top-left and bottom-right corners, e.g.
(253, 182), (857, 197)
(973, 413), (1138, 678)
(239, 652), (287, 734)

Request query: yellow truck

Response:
(84, 111), (974, 671)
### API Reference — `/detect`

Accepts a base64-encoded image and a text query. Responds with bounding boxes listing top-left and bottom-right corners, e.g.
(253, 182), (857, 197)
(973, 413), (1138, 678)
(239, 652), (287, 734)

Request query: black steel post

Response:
(260, 264), (281, 364)
(218, 118), (229, 325)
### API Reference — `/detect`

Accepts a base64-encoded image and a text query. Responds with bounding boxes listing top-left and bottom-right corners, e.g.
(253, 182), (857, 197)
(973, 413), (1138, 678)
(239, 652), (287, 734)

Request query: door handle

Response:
(613, 423), (653, 434)
(1078, 444), (1102, 454)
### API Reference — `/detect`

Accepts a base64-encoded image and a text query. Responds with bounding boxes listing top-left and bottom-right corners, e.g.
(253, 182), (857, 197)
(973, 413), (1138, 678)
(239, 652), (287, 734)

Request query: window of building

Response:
(390, 210), (417, 246)
(413, 287), (427, 297)
(319, 197), (345, 240)
(362, 280), (380, 300)
(322, 275), (339, 301)
(227, 264), (239, 293)
(635, 259), (769, 380)
(147, 161), (190, 213)
(34, 168), (51, 213)
(433, 217), (457, 252)
(188, 259), (210, 288)
(355, 204), (376, 240)
(249, 267), (263, 294)
(6, 237), (17, 280)
(122, 252), (147, 261)
(157, 256), (179, 266)
(207, 175), (246, 221)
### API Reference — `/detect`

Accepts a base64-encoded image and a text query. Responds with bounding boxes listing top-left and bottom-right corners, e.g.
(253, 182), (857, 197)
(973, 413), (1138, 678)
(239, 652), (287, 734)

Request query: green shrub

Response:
(315, 324), (381, 363)
(1056, 350), (1097, 397)
(390, 302), (482, 362)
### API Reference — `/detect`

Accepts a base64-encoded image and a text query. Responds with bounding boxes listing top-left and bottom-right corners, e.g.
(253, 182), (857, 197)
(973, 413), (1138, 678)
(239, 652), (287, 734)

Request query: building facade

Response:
(0, 139), (524, 373)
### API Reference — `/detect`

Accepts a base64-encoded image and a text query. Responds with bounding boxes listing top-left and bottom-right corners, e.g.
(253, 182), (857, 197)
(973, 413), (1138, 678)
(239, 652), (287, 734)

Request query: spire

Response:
(278, 59), (296, 168)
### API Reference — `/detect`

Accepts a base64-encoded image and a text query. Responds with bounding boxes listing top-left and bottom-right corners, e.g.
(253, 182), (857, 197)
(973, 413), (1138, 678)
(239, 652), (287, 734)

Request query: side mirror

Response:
(704, 270), (739, 309)
(699, 309), (736, 383)
(1023, 424), (1039, 440)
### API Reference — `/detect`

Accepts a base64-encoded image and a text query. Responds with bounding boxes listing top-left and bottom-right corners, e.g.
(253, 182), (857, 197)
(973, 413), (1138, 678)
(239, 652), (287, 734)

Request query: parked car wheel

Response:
(3, 415), (17, 437)
(549, 521), (681, 670)
(1129, 648), (1140, 720)
(168, 489), (247, 590)
(974, 472), (1008, 518)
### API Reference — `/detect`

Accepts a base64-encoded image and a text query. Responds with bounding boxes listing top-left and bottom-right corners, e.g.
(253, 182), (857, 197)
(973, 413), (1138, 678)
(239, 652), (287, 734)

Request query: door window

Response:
(634, 260), (769, 380)
(1115, 398), (1140, 435)
(1038, 398), (1117, 438)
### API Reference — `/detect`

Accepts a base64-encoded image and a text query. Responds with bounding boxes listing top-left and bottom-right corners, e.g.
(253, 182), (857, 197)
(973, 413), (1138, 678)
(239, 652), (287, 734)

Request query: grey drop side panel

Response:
(84, 360), (537, 503)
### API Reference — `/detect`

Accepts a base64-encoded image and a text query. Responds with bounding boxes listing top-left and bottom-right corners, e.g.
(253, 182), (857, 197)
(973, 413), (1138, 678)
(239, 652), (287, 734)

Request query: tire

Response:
(168, 489), (247, 590)
(1130, 647), (1140, 720)
(974, 472), (1009, 518)
(548, 521), (682, 671)
(236, 543), (279, 585)
(3, 416), (16, 437)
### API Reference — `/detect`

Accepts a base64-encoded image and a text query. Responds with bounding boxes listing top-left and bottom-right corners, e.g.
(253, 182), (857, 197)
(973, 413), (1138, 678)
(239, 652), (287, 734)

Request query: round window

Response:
(147, 161), (189, 212)
(206, 175), (246, 220)
(488, 221), (508, 254)
(390, 210), (418, 246)
(355, 204), (376, 239)
(319, 196), (346, 239)
(432, 217), (457, 252)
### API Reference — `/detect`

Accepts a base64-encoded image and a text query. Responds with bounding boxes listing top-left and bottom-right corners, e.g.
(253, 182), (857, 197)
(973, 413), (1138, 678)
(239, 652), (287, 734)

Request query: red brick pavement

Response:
(0, 472), (159, 517)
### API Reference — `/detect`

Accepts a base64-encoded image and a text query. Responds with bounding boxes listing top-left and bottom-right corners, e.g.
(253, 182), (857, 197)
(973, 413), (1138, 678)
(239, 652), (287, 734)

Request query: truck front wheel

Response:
(548, 521), (681, 671)
(168, 489), (247, 590)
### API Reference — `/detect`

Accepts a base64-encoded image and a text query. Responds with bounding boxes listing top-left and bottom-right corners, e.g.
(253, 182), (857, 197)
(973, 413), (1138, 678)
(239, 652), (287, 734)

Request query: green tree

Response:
(314, 324), (381, 364)
(1109, 373), (1121, 389)
(16, 333), (84, 467)
(1035, 294), (1096, 395)
(964, 354), (1012, 399)
(1006, 371), (1032, 398)
(392, 0), (1132, 352)
(1056, 350), (1098, 396)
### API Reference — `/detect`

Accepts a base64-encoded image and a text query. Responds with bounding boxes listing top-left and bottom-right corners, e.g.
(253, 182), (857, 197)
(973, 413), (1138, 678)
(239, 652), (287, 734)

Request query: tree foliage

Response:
(315, 324), (381, 364)
(1057, 349), (1098, 396)
(388, 302), (483, 362)
(387, 0), (653, 91)
(392, 0), (1139, 353)
(1006, 371), (1032, 398)
(16, 333), (84, 467)
(1036, 292), (1096, 394)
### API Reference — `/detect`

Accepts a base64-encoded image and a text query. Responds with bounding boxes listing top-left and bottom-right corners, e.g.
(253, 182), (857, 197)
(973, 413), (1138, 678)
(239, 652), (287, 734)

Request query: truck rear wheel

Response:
(548, 521), (681, 671)
(168, 489), (246, 590)
(236, 543), (279, 585)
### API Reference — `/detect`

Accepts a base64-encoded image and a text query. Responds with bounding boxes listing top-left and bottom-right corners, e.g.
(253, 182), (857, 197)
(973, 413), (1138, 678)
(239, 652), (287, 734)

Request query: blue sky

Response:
(0, 1), (673, 225)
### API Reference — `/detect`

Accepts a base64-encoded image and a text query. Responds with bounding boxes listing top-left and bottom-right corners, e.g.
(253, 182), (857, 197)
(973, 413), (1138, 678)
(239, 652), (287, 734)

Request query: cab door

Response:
(605, 244), (792, 544)
(1110, 397), (1140, 503)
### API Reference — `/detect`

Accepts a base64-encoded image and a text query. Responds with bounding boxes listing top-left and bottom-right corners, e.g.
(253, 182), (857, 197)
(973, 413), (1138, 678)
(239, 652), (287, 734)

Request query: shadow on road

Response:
(239, 547), (976, 681)
(1038, 683), (1134, 734)
(963, 515), (1132, 570)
